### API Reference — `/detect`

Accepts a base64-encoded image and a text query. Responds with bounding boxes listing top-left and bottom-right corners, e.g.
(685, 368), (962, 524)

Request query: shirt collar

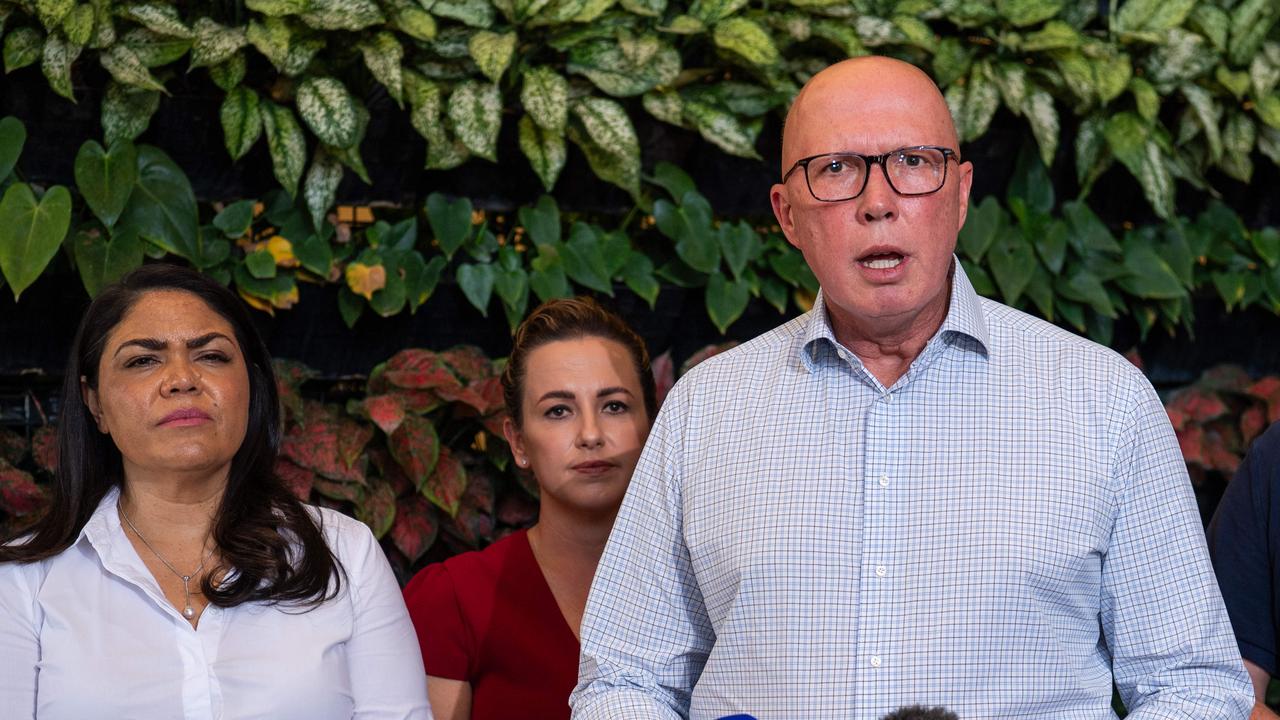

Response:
(799, 255), (990, 373)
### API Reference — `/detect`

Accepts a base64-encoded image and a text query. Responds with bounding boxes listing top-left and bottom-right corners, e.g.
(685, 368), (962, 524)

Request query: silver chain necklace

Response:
(119, 503), (212, 620)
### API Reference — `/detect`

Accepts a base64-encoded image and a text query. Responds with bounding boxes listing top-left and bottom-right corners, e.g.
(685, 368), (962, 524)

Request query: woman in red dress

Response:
(403, 297), (656, 720)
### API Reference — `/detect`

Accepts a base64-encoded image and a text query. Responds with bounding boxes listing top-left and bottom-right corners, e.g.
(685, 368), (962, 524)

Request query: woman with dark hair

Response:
(0, 264), (431, 719)
(402, 297), (656, 720)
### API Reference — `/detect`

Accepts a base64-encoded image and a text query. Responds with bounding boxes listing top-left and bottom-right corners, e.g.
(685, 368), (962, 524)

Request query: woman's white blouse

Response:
(0, 487), (432, 720)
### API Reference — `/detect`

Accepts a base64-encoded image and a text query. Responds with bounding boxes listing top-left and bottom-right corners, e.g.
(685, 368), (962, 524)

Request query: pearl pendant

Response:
(183, 606), (196, 619)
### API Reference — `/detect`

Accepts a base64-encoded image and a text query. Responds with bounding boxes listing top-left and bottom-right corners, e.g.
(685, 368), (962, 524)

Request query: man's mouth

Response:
(859, 252), (903, 270)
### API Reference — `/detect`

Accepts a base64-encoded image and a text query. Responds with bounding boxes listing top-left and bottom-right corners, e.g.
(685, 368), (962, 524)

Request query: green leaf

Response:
(61, 4), (95, 46)
(517, 115), (566, 192)
(42, 32), (81, 102)
(220, 86), (262, 161)
(1104, 112), (1173, 220)
(689, 0), (748, 24)
(958, 196), (1004, 263)
(337, 285), (363, 327)
(446, 81), (501, 161)
(1057, 268), (1115, 317)
(1254, 228), (1280, 268)
(1210, 271), (1247, 310)
(456, 262), (495, 315)
(0, 183), (72, 300)
(655, 192), (718, 273)
(118, 27), (191, 67)
(1128, 77), (1159, 122)
(426, 193), (473, 259)
(246, 17), (290, 71)
(1221, 111), (1256, 183)
(714, 17), (779, 67)
(958, 61), (999, 143)
(1062, 200), (1121, 254)
(73, 225), (143, 296)
(932, 37), (972, 87)
(246, 0), (308, 15)
(1252, 51), (1280, 99)
(37, 0), (74, 30)
(189, 17), (246, 70)
(100, 44), (166, 92)
(561, 223), (614, 294)
(296, 76), (360, 149)
(494, 263), (529, 319)
(259, 101), (307, 198)
(619, 251), (659, 307)
(717, 220), (758, 280)
(996, 0), (1061, 27)
(299, 0), (384, 30)
(0, 117), (27, 183)
(1179, 83), (1222, 162)
(74, 139), (137, 230)
(117, 3), (192, 37)
(986, 230), (1037, 304)
(1021, 20), (1079, 51)
(567, 96), (641, 198)
(682, 97), (761, 159)
(568, 37), (680, 97)
(209, 52), (246, 91)
(1115, 0), (1195, 34)
(649, 161), (695, 201)
(246, 247), (276, 278)
(1007, 140), (1054, 214)
(1189, 4), (1230, 51)
(1144, 29), (1218, 89)
(704, 270), (748, 333)
(468, 31), (516, 84)
(4, 28), (44, 74)
(1256, 95), (1280, 131)
(1074, 114), (1108, 194)
(117, 145), (198, 259)
(387, 0), (436, 40)
(1035, 220), (1069, 274)
(431, 0), (494, 28)
(1118, 236), (1185, 299)
(358, 32), (403, 106)
(293, 232), (333, 276)
(303, 147), (343, 233)
(1023, 84), (1059, 168)
(101, 81), (160, 146)
(1228, 0), (1278, 68)
(521, 66), (569, 133)
(405, 254), (445, 311)
(212, 199), (254, 238)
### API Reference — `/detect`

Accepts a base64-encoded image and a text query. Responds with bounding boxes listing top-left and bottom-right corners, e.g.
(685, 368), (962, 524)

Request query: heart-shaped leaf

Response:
(73, 225), (143, 296)
(705, 270), (749, 334)
(74, 140), (138, 229)
(390, 415), (440, 491)
(0, 183), (72, 300)
(117, 145), (198, 260)
(0, 116), (26, 182)
(717, 220), (758, 280)
(457, 262), (495, 316)
(426, 192), (472, 259)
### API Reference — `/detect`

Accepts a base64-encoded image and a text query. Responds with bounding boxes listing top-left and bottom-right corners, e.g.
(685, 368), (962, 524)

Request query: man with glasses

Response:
(572, 57), (1252, 718)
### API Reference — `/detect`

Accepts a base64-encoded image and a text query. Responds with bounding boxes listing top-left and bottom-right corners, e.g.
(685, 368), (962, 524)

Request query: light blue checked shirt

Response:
(571, 260), (1252, 720)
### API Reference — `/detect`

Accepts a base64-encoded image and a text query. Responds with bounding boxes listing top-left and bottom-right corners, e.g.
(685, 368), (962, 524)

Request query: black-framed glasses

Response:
(781, 146), (960, 202)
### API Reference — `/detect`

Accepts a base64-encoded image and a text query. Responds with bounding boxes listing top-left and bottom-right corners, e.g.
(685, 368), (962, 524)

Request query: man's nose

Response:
(857, 163), (897, 223)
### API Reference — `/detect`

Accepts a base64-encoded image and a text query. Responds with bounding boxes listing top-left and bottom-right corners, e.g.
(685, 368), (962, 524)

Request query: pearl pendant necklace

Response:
(119, 503), (211, 622)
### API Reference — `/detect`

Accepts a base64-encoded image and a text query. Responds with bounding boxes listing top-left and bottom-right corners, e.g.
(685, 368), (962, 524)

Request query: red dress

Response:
(403, 529), (580, 720)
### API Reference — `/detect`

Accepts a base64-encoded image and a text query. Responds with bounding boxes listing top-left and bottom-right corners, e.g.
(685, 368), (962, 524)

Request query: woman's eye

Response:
(604, 401), (629, 414)
(123, 356), (157, 368)
(545, 405), (570, 418)
(199, 352), (231, 363)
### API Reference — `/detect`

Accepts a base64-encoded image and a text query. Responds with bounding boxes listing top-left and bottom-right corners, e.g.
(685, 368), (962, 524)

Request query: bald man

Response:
(571, 57), (1252, 719)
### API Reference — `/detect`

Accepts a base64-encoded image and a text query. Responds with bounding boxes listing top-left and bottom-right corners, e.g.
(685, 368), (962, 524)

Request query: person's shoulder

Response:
(677, 312), (811, 385)
(1247, 420), (1280, 466)
(404, 530), (526, 608)
(979, 296), (1144, 380)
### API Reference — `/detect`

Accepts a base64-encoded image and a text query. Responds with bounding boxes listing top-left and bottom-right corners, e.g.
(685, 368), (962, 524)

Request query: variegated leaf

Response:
(1021, 20), (1078, 51)
(259, 101), (307, 197)
(521, 65), (569, 133)
(446, 81), (502, 161)
(568, 96), (640, 197)
(297, 76), (360, 149)
(119, 27), (191, 67)
(329, 105), (372, 183)
(714, 17), (778, 67)
(221, 86), (262, 160)
(209, 52), (246, 90)
(992, 61), (1027, 114)
(245, 0), (307, 15)
(1114, 0), (1194, 33)
(1228, 0), (1278, 68)
(1180, 83), (1222, 162)
(1129, 76), (1159, 121)
(642, 89), (684, 126)
(102, 81), (160, 145)
(1254, 95), (1280, 130)
(1253, 52), (1280, 99)
(1144, 28), (1218, 90)
(1188, 5), (1229, 51)
(117, 3), (193, 38)
(1074, 114), (1107, 192)
(855, 15), (904, 46)
(37, 0), (74, 31)
(683, 98), (760, 158)
(1053, 51), (1095, 105)
(960, 61), (999, 142)
(620, 0), (665, 18)
(514, 0), (554, 21)
(389, 0), (436, 41)
(1091, 48), (1131, 104)
(811, 19), (866, 57)
(304, 147), (343, 231)
(891, 15), (934, 50)
(189, 18), (245, 69)
(1220, 111), (1256, 183)
(300, 0), (384, 30)
(572, 0), (616, 23)
(101, 44), (166, 92)
(359, 32), (404, 105)
(567, 38), (679, 97)
(1258, 126), (1280, 167)
(246, 17), (290, 72)
(1023, 84), (1059, 168)
(88, 0), (116, 49)
(404, 70), (467, 170)
(518, 115), (566, 191)
(995, 0), (1062, 27)
(689, 0), (748, 24)
(4, 27), (44, 73)
(281, 35), (323, 77)
(61, 5), (95, 46)
(1104, 112), (1172, 219)
(468, 31), (516, 84)
(660, 14), (706, 34)
(430, 0), (493, 28)
(41, 32), (80, 102)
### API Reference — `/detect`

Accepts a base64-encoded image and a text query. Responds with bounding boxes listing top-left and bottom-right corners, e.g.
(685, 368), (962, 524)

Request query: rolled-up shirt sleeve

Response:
(571, 388), (713, 720)
(0, 557), (41, 720)
(1102, 369), (1253, 719)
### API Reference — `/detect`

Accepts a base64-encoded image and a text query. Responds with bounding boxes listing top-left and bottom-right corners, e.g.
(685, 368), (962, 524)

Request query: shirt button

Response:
(878, 475), (889, 487)
(870, 656), (882, 668)
(875, 565), (887, 577)
(883, 392), (893, 404)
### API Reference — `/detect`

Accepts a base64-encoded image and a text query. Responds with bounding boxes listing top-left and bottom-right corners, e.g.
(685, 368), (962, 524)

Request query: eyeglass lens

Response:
(807, 147), (949, 201)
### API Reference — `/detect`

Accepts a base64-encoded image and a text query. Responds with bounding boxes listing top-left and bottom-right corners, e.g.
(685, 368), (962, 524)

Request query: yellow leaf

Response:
(271, 284), (300, 309)
(346, 262), (387, 300)
(238, 288), (275, 315)
(266, 235), (298, 266)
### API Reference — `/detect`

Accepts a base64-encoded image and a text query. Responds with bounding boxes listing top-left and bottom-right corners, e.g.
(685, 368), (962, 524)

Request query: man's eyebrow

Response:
(113, 332), (233, 357)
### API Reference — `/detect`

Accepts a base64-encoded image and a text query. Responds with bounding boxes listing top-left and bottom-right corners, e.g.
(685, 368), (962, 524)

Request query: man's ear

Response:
(954, 160), (974, 231)
(502, 416), (528, 469)
(770, 183), (801, 250)
(81, 376), (108, 434)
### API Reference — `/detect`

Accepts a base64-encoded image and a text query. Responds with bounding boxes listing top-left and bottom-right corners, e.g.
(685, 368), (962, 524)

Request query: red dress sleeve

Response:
(402, 563), (471, 680)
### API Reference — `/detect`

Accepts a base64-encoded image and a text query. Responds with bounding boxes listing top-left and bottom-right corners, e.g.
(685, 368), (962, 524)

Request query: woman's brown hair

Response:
(501, 297), (657, 426)
(0, 264), (341, 609)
